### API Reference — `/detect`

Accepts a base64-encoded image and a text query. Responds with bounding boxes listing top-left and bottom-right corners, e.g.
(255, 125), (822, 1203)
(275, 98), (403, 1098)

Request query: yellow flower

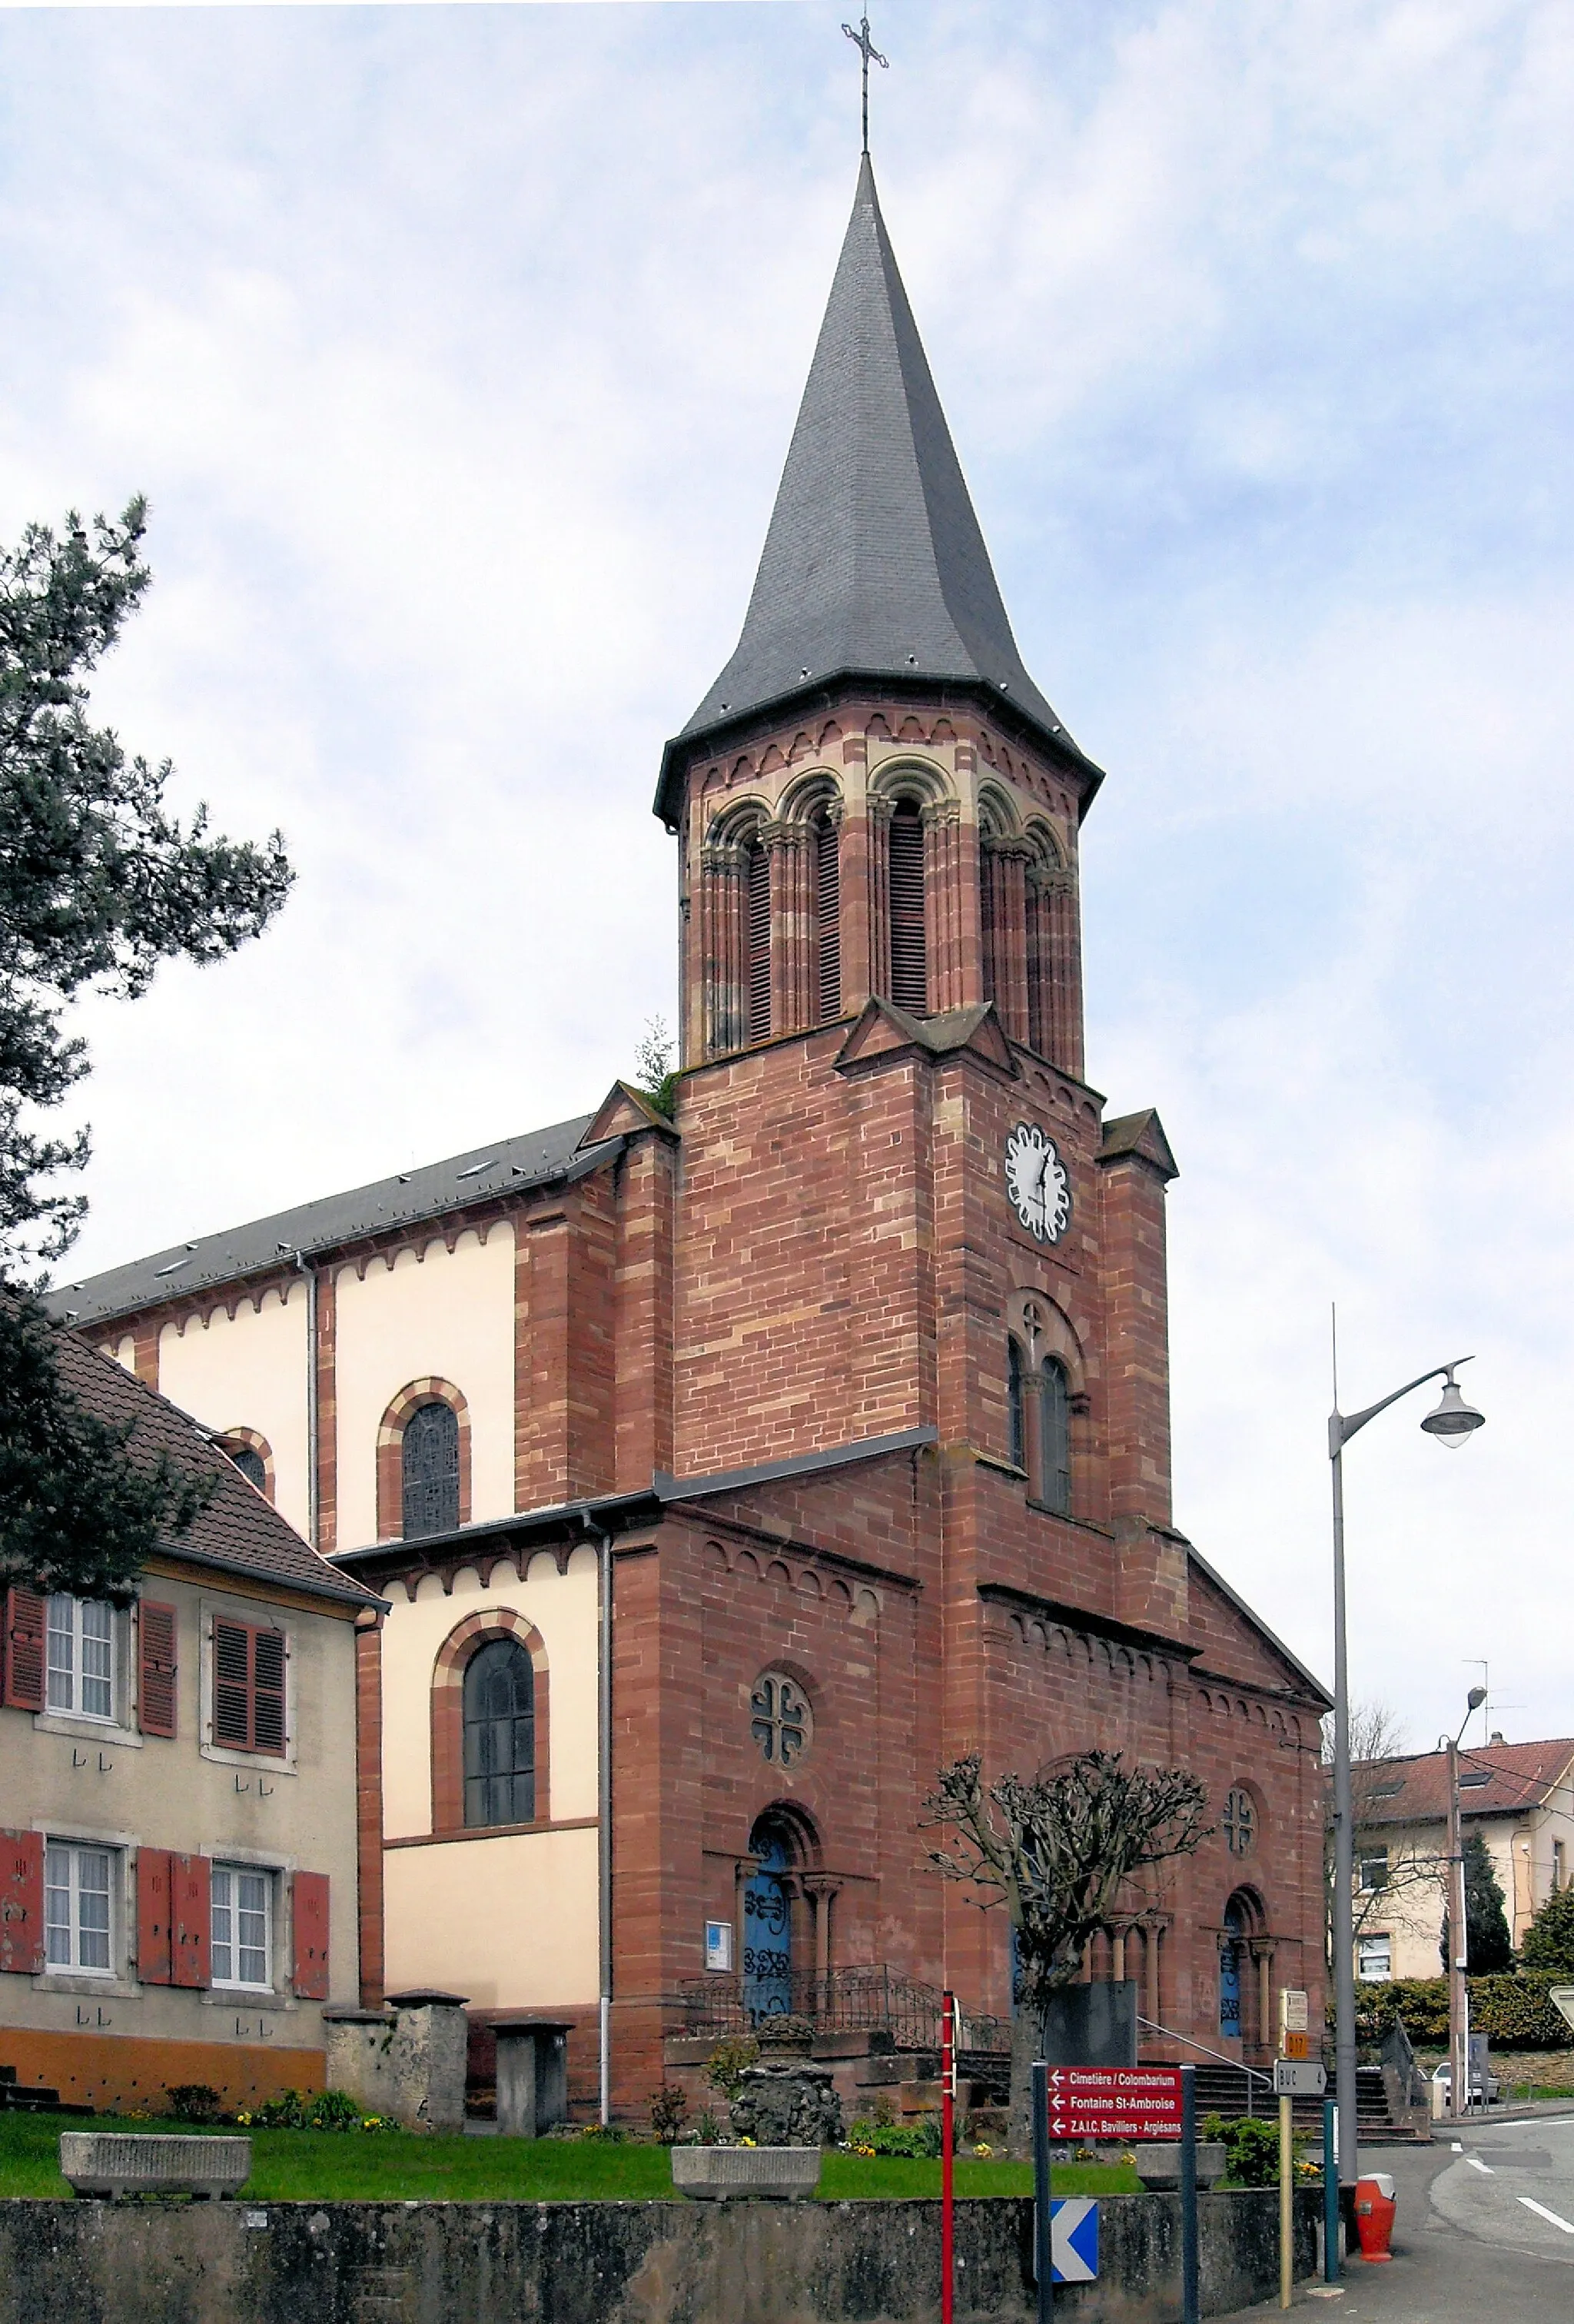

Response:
(739, 2136), (756, 2148)
(973, 2143), (994, 2159)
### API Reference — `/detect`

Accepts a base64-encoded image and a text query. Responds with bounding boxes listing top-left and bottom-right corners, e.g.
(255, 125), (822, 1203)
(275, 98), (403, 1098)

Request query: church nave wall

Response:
(156, 1282), (312, 1536)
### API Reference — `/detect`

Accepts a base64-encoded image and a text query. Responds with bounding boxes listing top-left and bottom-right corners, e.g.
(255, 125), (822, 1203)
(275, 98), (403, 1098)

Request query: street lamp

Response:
(1443, 1686), (1489, 2127)
(1329, 1355), (1485, 2186)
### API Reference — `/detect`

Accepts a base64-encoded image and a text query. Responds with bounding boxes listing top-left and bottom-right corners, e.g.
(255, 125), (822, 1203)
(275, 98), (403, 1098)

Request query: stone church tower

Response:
(55, 160), (1329, 2119)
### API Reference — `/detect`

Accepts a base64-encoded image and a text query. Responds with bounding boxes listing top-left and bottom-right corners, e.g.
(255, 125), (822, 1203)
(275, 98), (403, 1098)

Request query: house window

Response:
(1222, 1787), (1257, 1857)
(212, 1619), (287, 1755)
(46, 1596), (116, 1721)
(1007, 1338), (1025, 1471)
(211, 1864), (273, 1989)
(45, 1842), (114, 1973)
(463, 1637), (536, 1827)
(1359, 1848), (1390, 1892)
(1555, 1840), (1566, 1893)
(1040, 1357), (1071, 1516)
(1357, 1933), (1393, 1982)
(887, 800), (927, 1015)
(402, 1401), (460, 1539)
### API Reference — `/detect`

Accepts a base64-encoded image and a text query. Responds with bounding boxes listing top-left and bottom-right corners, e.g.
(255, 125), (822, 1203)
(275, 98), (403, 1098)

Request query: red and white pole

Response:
(941, 1988), (955, 2324)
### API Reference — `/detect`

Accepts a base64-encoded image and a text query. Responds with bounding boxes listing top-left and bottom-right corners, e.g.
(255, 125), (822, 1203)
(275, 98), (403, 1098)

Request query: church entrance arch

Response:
(743, 1807), (818, 2023)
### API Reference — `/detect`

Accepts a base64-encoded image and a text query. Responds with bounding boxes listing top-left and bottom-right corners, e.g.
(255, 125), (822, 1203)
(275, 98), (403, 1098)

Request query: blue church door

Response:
(1219, 1910), (1244, 2041)
(743, 1833), (792, 2021)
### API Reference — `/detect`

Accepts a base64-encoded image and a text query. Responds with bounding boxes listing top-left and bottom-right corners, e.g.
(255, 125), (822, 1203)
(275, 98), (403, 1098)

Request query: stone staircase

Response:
(0, 2064), (90, 2116)
(1176, 2060), (1424, 2141)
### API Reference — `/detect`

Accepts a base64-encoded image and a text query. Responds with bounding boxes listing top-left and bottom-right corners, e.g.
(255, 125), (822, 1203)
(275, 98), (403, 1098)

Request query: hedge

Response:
(1346, 1973), (1574, 2049)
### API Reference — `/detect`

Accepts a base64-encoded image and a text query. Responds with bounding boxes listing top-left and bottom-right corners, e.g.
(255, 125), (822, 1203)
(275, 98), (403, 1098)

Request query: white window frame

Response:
(44, 1840), (118, 1977)
(211, 1862), (275, 1992)
(1358, 1848), (1390, 1893)
(46, 1595), (118, 1724)
(1356, 1933), (1393, 1983)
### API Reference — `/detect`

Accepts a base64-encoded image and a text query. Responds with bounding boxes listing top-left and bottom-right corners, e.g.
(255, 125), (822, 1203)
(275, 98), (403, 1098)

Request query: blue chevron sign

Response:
(1051, 2196), (1100, 2283)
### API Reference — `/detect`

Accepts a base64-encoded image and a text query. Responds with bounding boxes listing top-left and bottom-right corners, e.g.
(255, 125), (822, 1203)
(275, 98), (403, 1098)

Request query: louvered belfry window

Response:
(745, 837), (772, 1043)
(1041, 1357), (1072, 1518)
(463, 1637), (536, 1827)
(981, 846), (1000, 1011)
(1007, 1338), (1026, 1471)
(888, 800), (928, 1015)
(402, 1400), (460, 1539)
(213, 1619), (287, 1754)
(814, 810), (841, 1024)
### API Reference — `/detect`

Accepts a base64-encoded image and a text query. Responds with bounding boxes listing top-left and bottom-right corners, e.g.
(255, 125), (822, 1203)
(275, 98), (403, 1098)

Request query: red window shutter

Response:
(137, 1847), (174, 1984)
(291, 1871), (330, 2000)
(213, 1617), (252, 1747)
(2, 1588), (46, 1712)
(0, 1830), (45, 1973)
(252, 1629), (287, 1755)
(138, 1601), (178, 1738)
(171, 1853), (211, 1987)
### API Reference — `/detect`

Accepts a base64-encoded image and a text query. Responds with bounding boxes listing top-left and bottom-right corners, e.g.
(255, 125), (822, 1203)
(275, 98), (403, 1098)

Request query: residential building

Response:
(1352, 1736), (1574, 1982)
(1, 1330), (379, 2113)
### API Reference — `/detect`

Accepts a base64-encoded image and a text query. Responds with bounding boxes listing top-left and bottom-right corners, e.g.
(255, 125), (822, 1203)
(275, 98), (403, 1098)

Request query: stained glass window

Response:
(463, 1637), (536, 1827)
(402, 1400), (460, 1539)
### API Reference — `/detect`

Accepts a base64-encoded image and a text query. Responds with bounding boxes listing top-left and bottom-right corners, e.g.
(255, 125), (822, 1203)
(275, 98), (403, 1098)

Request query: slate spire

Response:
(659, 156), (1088, 817)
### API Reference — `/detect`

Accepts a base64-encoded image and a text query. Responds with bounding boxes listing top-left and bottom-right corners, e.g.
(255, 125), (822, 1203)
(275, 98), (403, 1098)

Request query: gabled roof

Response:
(45, 1115), (618, 1330)
(50, 1331), (380, 1609)
(655, 157), (1097, 823)
(1356, 1737), (1574, 1828)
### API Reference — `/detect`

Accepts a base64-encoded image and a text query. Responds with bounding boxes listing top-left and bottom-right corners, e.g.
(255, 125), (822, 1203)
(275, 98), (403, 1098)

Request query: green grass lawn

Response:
(0, 2111), (1139, 2205)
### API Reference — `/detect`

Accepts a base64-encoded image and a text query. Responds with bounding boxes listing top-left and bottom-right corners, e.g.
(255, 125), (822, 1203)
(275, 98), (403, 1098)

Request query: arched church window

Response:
(462, 1636), (536, 1827)
(402, 1400), (460, 1539)
(1041, 1356), (1071, 1517)
(813, 808), (841, 1024)
(224, 1440), (267, 1495)
(888, 800), (927, 1016)
(746, 836), (772, 1044)
(1007, 1338), (1025, 1471)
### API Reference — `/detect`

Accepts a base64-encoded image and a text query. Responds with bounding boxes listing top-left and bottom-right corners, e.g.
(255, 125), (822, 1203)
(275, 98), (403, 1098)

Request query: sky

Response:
(2, 0), (1570, 1759)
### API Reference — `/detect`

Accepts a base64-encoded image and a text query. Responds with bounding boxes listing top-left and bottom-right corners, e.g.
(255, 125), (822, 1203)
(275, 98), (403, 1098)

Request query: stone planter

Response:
(670, 2146), (822, 2201)
(1134, 2141), (1227, 2190)
(59, 2132), (251, 2201)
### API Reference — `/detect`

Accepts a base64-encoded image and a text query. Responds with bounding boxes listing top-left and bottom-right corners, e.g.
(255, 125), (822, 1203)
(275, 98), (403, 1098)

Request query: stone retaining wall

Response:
(0, 2189), (1321, 2324)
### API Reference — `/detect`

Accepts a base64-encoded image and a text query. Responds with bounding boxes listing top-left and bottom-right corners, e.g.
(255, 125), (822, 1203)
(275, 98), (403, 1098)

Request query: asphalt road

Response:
(1229, 2110), (1574, 2321)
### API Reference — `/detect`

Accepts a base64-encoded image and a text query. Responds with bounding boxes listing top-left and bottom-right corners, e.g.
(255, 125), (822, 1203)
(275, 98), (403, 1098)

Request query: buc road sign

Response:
(1043, 2066), (1184, 2142)
(1051, 2197), (1099, 2284)
(1273, 2059), (1327, 2097)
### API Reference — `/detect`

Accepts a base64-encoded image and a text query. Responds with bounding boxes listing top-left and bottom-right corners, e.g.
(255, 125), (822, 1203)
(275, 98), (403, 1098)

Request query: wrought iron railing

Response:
(674, 1965), (1009, 2053)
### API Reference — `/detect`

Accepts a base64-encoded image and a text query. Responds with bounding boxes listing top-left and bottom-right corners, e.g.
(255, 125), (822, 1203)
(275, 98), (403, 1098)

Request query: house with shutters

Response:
(0, 1329), (379, 2115)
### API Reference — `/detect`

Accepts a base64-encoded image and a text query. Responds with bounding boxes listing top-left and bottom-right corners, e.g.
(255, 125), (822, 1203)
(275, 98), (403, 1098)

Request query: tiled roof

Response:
(50, 1330), (380, 1608)
(44, 1114), (612, 1330)
(1356, 1737), (1574, 1827)
(656, 156), (1098, 822)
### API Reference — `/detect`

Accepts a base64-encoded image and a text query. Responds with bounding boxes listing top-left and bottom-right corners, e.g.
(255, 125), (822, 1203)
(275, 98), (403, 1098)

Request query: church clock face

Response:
(1004, 1122), (1071, 1245)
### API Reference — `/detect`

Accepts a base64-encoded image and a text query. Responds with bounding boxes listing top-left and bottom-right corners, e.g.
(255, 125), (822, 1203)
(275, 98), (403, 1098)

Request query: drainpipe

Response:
(294, 1252), (320, 1548)
(590, 1521), (614, 2126)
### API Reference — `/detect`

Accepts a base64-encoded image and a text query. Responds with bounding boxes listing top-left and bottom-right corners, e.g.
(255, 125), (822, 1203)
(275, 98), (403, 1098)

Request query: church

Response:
(55, 156), (1330, 2117)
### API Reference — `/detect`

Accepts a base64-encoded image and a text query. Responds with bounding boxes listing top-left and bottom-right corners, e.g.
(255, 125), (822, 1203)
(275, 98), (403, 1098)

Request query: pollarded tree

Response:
(1519, 1880), (1574, 1978)
(1, 500), (294, 1594)
(922, 1750), (1210, 2150)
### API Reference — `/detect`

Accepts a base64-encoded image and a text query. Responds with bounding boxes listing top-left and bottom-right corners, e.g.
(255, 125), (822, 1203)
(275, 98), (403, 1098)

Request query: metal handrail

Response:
(1137, 2016), (1273, 2117)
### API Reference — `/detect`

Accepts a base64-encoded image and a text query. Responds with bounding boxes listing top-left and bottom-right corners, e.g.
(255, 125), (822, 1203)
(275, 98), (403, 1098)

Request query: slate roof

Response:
(1356, 1738), (1574, 1827)
(655, 156), (1097, 822)
(50, 1329), (380, 1608)
(45, 1115), (612, 1331)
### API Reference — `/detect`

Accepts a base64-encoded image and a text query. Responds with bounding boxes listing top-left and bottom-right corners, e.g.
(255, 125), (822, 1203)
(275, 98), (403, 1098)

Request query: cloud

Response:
(3, 0), (1570, 1750)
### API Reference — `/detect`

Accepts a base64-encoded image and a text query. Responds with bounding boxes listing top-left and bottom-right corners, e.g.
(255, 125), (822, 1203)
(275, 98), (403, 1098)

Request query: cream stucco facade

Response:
(157, 1285), (312, 1537)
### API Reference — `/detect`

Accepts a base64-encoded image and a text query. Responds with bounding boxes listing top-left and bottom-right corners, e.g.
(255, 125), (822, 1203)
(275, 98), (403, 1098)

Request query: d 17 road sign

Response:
(1043, 2066), (1184, 2141)
(1273, 2059), (1327, 2097)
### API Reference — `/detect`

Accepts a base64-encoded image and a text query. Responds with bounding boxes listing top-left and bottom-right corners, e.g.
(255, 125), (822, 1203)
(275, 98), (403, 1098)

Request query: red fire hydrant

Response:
(1353, 2173), (1397, 2262)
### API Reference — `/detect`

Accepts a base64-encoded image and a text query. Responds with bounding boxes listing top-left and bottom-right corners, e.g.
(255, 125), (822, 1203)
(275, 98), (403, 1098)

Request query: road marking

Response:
(1518, 2197), (1574, 2235)
(1451, 2141), (1463, 2152)
(1466, 2156), (1494, 2174)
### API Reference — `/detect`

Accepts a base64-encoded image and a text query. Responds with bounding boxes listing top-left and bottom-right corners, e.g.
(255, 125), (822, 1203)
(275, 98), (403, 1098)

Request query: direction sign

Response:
(1043, 2066), (1185, 2142)
(1273, 2059), (1327, 2097)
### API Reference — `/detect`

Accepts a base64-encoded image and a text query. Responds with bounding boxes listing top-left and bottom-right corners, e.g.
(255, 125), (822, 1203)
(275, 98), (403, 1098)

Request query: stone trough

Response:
(59, 2132), (252, 2201)
(669, 2146), (822, 2200)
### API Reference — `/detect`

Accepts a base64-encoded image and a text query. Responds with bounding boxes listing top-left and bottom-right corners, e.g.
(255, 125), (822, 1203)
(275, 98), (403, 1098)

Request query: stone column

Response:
(922, 800), (964, 1014)
(866, 794), (895, 1004)
(766, 817), (812, 1038)
(995, 839), (1031, 1043)
(699, 839), (749, 1058)
(1046, 869), (1085, 1082)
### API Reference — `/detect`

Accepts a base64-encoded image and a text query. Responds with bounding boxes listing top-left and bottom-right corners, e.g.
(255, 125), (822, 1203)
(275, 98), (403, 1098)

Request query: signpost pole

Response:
(1323, 2096), (1339, 2281)
(1181, 2064), (1199, 2324)
(1278, 2089), (1293, 2309)
(1032, 2060), (1053, 2324)
(941, 1990), (955, 2324)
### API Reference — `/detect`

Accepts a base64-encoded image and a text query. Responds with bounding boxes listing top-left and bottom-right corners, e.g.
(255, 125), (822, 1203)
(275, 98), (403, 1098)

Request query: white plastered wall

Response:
(156, 1285), (311, 1536)
(333, 1223), (516, 1551)
(377, 1548), (599, 2010)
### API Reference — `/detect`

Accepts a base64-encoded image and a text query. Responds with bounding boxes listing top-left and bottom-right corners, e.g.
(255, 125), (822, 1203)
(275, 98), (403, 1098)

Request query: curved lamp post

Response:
(1330, 1358), (1485, 2184)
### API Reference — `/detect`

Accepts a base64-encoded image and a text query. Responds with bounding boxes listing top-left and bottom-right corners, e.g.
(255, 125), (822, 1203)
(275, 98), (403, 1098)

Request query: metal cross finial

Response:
(842, 12), (888, 155)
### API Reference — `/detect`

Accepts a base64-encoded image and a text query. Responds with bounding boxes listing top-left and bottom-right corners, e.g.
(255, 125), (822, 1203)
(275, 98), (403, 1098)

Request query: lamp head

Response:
(1420, 1365), (1485, 1450)
(1467, 1686), (1488, 1713)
